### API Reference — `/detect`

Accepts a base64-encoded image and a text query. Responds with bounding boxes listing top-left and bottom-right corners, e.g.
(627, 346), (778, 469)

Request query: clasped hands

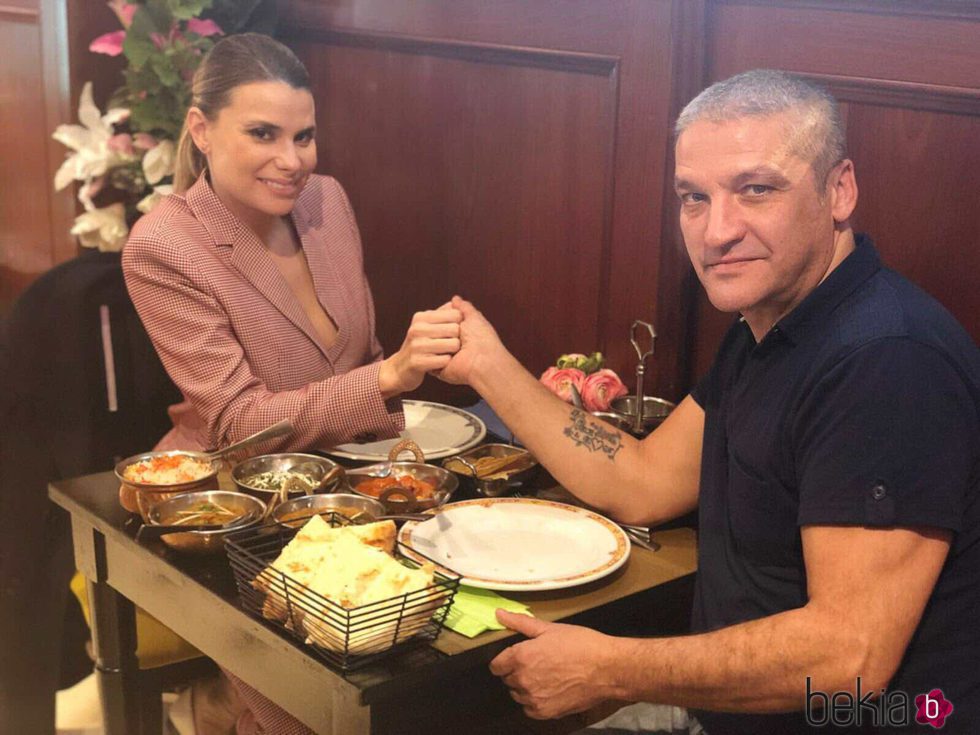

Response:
(378, 295), (503, 396)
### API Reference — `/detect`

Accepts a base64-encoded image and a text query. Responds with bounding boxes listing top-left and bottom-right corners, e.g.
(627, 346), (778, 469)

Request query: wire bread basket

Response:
(225, 515), (460, 670)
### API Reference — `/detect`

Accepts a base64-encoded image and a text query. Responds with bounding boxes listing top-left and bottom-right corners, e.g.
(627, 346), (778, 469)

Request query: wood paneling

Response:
(281, 1), (683, 402)
(0, 6), (57, 311)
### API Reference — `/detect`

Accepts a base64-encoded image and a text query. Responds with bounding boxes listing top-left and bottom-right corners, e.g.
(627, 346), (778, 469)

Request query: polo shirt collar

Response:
(769, 233), (881, 344)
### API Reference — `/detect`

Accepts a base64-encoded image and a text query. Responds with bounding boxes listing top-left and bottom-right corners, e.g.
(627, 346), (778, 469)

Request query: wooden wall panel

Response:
(691, 0), (980, 381)
(280, 0), (683, 403)
(298, 39), (616, 378)
(1, 2), (62, 312)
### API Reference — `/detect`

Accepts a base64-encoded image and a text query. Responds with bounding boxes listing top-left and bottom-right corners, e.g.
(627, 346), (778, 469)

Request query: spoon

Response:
(136, 516), (252, 540)
(206, 420), (294, 462)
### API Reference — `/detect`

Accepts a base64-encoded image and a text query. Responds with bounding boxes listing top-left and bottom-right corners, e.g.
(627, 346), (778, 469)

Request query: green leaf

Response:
(150, 54), (181, 87)
(167, 0), (212, 20)
(123, 34), (156, 70)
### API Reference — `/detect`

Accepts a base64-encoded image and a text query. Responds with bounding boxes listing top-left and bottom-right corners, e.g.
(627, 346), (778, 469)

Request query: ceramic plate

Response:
(327, 400), (486, 462)
(398, 498), (630, 591)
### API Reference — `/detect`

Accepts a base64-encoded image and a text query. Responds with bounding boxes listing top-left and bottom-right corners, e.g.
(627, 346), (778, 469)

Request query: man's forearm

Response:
(603, 605), (879, 713)
(469, 349), (655, 522)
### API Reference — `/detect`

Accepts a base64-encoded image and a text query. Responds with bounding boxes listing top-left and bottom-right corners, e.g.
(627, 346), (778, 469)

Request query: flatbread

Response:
(253, 518), (443, 653)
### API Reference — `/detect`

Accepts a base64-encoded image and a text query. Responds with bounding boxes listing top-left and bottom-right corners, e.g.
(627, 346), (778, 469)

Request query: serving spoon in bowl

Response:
(206, 420), (294, 462)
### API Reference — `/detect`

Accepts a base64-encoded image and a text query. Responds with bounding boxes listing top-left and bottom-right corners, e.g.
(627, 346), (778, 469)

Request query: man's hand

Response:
(378, 304), (462, 397)
(489, 610), (618, 719)
(434, 296), (510, 387)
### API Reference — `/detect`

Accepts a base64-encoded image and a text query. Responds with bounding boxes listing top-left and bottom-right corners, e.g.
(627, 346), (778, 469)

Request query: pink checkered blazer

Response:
(122, 173), (404, 453)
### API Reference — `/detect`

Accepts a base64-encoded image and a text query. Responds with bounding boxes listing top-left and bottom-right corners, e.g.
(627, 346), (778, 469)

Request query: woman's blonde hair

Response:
(173, 33), (311, 193)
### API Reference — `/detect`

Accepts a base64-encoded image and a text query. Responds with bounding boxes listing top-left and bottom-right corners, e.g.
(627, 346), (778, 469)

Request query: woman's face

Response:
(189, 80), (317, 232)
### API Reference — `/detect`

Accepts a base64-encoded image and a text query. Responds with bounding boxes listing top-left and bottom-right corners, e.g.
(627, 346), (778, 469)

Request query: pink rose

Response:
(186, 18), (223, 37)
(108, 1), (138, 28)
(89, 30), (126, 56)
(581, 369), (628, 412)
(539, 367), (585, 404)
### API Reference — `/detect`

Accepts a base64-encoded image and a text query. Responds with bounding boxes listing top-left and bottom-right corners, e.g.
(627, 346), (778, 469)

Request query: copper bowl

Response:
(115, 450), (220, 522)
(344, 462), (458, 514)
(271, 493), (387, 529)
(442, 444), (538, 498)
(144, 490), (264, 554)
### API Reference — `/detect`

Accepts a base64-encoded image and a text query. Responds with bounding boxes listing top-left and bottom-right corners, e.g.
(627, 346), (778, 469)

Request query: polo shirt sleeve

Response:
(793, 337), (977, 532)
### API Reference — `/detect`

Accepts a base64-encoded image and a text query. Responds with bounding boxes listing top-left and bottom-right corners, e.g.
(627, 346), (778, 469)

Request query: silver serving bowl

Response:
(231, 453), (343, 504)
(271, 493), (386, 528)
(144, 490), (264, 554)
(442, 444), (538, 498)
(609, 396), (676, 434)
(115, 450), (220, 522)
(344, 462), (458, 513)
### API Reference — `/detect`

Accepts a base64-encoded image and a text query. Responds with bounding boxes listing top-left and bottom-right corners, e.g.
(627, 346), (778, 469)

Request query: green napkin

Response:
(444, 585), (533, 637)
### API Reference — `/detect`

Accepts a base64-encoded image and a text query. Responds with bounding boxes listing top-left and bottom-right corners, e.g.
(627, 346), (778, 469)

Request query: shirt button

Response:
(871, 484), (887, 500)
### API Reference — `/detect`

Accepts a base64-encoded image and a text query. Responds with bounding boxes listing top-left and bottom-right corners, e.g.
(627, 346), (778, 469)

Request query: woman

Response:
(123, 33), (460, 461)
(121, 33), (460, 733)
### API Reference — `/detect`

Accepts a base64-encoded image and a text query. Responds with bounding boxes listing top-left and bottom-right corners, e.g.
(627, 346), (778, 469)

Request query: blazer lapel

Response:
(186, 175), (333, 361)
(292, 185), (351, 360)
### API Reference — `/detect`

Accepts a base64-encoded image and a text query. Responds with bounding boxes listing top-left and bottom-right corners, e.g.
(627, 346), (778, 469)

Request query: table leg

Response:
(86, 532), (144, 735)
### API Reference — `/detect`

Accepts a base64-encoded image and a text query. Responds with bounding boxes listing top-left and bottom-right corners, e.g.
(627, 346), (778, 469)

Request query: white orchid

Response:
(52, 82), (134, 192)
(70, 203), (129, 252)
(136, 184), (174, 214)
(142, 139), (175, 185)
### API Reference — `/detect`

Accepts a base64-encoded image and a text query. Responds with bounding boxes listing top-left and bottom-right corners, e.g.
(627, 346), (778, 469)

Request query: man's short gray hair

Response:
(675, 69), (847, 186)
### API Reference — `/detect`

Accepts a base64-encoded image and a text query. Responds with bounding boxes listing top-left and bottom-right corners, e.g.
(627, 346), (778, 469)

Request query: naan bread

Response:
(253, 518), (442, 653)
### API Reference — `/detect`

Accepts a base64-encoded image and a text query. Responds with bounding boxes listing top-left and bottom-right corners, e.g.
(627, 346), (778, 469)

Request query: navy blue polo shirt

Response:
(689, 235), (980, 734)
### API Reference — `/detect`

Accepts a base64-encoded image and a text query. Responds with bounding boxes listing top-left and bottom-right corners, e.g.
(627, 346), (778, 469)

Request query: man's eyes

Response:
(742, 184), (774, 197)
(679, 192), (707, 205)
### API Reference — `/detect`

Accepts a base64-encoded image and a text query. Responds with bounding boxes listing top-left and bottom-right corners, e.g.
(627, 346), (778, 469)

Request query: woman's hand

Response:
(378, 304), (462, 397)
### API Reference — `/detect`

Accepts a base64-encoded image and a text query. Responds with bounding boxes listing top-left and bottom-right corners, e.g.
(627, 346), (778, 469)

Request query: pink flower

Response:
(186, 18), (223, 37)
(89, 30), (126, 56)
(540, 367), (586, 404)
(133, 133), (158, 150)
(107, 133), (134, 155)
(108, 0), (137, 28)
(580, 369), (628, 412)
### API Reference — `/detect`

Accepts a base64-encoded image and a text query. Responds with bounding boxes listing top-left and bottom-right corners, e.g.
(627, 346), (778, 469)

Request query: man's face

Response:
(674, 112), (843, 335)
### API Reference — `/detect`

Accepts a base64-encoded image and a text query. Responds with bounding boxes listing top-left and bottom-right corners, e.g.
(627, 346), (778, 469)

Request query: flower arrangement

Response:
(539, 352), (629, 412)
(52, 0), (268, 251)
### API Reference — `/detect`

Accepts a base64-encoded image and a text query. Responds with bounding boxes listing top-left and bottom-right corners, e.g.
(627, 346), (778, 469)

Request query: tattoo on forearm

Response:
(563, 409), (623, 460)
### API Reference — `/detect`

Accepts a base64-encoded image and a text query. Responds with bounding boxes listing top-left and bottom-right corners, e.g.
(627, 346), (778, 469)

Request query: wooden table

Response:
(50, 471), (697, 735)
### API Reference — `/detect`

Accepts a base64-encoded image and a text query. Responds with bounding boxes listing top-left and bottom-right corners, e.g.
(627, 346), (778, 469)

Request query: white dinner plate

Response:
(398, 498), (630, 591)
(326, 400), (486, 462)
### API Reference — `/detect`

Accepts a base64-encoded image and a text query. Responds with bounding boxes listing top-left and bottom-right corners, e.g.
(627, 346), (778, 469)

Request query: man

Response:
(438, 69), (979, 733)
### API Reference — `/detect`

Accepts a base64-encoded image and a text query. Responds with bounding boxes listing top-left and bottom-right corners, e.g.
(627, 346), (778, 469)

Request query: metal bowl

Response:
(144, 490), (264, 554)
(231, 453), (343, 505)
(344, 462), (458, 513)
(442, 444), (538, 498)
(115, 450), (220, 522)
(271, 493), (386, 529)
(609, 396), (676, 435)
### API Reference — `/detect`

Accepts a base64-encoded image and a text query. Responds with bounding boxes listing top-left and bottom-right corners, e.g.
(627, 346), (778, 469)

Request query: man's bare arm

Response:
(438, 297), (702, 526)
(492, 525), (951, 719)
